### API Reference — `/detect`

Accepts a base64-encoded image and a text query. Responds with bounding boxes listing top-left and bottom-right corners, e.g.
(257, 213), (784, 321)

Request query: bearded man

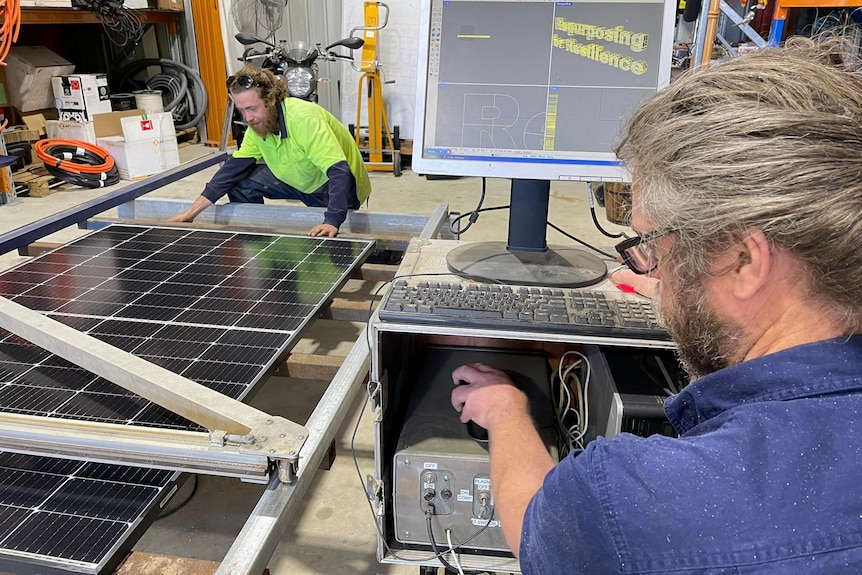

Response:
(450, 37), (862, 574)
(169, 64), (371, 237)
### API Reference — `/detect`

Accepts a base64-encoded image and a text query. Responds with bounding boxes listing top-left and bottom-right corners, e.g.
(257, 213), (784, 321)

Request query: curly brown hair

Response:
(228, 64), (288, 108)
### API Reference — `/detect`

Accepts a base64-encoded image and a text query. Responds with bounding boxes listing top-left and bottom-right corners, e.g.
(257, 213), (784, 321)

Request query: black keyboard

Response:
(378, 279), (669, 340)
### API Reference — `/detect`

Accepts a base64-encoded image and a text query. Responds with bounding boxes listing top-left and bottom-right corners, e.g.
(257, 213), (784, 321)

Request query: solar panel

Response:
(0, 224), (375, 574)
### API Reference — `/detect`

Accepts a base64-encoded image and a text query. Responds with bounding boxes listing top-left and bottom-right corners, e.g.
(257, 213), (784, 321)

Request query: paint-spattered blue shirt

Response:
(520, 336), (862, 574)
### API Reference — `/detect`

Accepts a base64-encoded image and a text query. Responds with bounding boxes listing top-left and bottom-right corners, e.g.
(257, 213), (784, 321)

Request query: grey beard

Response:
(652, 281), (742, 380)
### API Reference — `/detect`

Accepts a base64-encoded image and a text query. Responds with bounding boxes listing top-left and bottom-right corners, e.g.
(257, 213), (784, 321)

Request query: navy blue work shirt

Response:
(520, 336), (862, 574)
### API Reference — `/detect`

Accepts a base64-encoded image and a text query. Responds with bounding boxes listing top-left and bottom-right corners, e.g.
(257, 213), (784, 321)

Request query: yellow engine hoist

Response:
(350, 2), (401, 176)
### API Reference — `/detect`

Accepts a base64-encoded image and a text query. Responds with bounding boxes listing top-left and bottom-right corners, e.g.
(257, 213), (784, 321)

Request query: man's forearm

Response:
(488, 410), (556, 556)
(323, 161), (353, 228)
(184, 195), (214, 220)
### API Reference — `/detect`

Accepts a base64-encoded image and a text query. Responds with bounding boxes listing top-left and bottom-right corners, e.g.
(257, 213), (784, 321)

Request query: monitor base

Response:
(447, 241), (608, 288)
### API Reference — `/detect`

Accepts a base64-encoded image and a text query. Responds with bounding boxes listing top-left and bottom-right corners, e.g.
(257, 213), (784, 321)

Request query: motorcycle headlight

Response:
(286, 67), (315, 99)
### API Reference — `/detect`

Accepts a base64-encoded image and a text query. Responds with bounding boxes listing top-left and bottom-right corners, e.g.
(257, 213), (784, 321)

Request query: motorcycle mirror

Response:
(325, 37), (364, 51)
(236, 32), (274, 47)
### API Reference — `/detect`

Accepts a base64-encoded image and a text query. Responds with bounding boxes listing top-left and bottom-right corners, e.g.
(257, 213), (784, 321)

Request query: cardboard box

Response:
(5, 46), (75, 112)
(46, 109), (144, 144)
(2, 126), (41, 144)
(98, 136), (180, 181)
(52, 74), (112, 121)
(97, 112), (180, 180)
(157, 0), (183, 10)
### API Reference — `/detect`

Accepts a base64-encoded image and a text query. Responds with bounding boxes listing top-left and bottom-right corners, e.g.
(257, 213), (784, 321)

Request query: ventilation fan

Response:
(231, 0), (287, 43)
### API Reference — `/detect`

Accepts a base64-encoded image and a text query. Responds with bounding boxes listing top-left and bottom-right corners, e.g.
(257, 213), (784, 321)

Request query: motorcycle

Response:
(220, 32), (364, 149)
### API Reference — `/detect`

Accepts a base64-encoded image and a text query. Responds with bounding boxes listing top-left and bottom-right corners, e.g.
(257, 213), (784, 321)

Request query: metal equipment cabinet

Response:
(368, 239), (678, 573)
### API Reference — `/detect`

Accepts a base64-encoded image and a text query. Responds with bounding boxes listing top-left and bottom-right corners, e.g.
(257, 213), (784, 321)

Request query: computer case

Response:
(584, 345), (684, 442)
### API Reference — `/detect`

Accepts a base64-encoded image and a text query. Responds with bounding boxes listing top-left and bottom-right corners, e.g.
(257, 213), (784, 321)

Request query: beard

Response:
(249, 104), (280, 137)
(653, 273), (744, 380)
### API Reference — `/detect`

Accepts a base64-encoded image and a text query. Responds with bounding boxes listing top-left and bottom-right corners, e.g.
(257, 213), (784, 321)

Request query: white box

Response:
(46, 120), (97, 144)
(120, 112), (177, 142)
(52, 74), (112, 121)
(45, 109), (146, 145)
(96, 112), (180, 180)
(5, 46), (75, 112)
(97, 136), (180, 180)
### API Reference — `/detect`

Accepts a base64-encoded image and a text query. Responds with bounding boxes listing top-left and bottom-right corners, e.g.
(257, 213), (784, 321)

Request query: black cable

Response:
(425, 509), (462, 573)
(449, 204), (509, 237)
(588, 183), (626, 239)
(546, 222), (618, 260)
(450, 177), (487, 235)
(42, 163), (120, 188)
(77, 0), (144, 46)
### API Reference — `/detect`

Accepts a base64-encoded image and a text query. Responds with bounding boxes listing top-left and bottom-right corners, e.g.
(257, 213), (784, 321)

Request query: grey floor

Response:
(0, 146), (629, 575)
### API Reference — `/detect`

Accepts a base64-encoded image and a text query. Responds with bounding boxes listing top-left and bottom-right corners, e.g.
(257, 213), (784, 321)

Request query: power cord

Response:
(552, 350), (592, 456)
(450, 177), (488, 235)
(35, 139), (120, 189)
(587, 183), (627, 239)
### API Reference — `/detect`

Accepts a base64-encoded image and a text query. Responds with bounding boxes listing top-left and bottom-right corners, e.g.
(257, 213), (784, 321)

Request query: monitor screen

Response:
(412, 0), (677, 182)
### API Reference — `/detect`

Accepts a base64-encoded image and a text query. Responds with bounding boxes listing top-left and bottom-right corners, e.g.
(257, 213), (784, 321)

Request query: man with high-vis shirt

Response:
(170, 64), (371, 237)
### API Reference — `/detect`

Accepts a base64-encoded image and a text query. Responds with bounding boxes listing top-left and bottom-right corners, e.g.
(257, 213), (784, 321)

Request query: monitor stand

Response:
(446, 179), (608, 288)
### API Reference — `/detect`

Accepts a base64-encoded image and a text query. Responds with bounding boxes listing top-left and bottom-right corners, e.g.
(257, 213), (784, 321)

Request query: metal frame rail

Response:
(214, 206), (448, 575)
(0, 156), (451, 575)
(0, 152), (226, 256)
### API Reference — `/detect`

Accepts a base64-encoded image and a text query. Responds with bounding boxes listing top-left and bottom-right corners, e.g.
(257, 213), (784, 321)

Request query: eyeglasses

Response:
(614, 228), (677, 275)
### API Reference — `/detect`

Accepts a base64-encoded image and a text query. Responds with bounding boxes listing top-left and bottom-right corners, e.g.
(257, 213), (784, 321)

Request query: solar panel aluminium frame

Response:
(0, 295), (308, 484)
(0, 223), (377, 575)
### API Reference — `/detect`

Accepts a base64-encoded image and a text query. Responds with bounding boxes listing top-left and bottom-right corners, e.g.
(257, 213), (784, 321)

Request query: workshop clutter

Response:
(97, 113), (180, 180)
(52, 74), (113, 121)
(4, 46), (75, 112)
(46, 109), (180, 181)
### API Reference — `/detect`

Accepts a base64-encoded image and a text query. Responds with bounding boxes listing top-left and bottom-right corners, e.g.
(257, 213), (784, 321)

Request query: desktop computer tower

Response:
(584, 345), (684, 442)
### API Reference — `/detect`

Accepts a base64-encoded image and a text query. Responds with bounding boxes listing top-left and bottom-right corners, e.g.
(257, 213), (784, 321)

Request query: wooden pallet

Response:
(12, 164), (69, 197)
(176, 127), (199, 147)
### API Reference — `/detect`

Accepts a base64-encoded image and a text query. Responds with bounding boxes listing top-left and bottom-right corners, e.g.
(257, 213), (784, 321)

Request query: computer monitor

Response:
(413, 0), (676, 287)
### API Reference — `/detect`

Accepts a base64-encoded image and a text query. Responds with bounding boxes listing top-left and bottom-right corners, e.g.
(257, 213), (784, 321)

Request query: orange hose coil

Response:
(35, 138), (116, 174)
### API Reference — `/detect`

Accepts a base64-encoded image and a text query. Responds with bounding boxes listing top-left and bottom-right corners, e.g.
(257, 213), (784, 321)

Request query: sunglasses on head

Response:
(226, 74), (268, 90)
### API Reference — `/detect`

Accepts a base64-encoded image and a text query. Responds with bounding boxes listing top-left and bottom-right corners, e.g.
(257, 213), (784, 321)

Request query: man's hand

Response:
(451, 363), (530, 430)
(308, 223), (338, 237)
(167, 196), (213, 224)
(611, 267), (659, 298)
(451, 362), (554, 556)
(168, 213), (195, 223)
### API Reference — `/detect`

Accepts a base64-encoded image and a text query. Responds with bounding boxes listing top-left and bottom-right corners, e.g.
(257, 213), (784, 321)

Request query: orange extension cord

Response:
(35, 138), (116, 174)
(0, 0), (22, 130)
(34, 138), (119, 188)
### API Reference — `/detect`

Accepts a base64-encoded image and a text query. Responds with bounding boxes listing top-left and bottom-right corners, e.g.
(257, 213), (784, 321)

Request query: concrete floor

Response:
(0, 147), (629, 575)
